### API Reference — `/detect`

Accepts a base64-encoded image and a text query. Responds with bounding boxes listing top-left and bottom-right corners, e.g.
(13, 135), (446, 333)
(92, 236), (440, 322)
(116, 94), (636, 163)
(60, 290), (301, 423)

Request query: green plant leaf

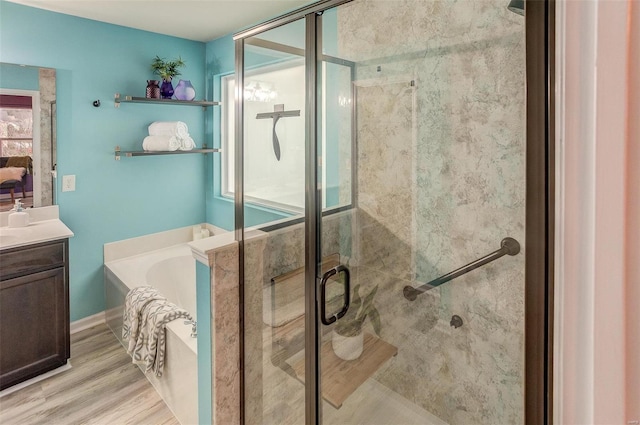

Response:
(341, 299), (359, 324)
(359, 285), (378, 318)
(335, 320), (361, 337)
(368, 307), (382, 337)
(349, 284), (362, 316)
(150, 55), (185, 79)
(335, 283), (383, 337)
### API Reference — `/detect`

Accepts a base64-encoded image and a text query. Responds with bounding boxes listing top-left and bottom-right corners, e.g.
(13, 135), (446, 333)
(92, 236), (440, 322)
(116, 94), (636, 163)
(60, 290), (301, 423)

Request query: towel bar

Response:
(403, 237), (521, 301)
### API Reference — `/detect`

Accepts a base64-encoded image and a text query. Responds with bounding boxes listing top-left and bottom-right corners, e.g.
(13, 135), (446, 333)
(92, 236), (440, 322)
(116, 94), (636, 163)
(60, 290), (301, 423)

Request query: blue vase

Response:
(174, 79), (196, 101)
(160, 79), (174, 99)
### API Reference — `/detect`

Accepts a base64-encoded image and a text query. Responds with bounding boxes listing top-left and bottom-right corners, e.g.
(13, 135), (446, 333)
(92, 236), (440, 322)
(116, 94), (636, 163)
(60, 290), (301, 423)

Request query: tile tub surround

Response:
(337, 1), (526, 424)
(189, 229), (267, 425)
(104, 244), (198, 425)
(104, 226), (267, 425)
(104, 223), (224, 262)
(103, 224), (225, 425)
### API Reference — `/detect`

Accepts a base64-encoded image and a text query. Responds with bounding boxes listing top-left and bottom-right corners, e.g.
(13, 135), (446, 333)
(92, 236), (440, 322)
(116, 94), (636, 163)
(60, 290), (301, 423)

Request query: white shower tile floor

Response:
(323, 377), (449, 425)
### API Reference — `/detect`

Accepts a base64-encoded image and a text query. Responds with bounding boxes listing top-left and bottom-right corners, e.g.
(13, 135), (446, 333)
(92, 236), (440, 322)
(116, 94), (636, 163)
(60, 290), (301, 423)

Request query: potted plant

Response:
(332, 284), (381, 361)
(151, 55), (185, 99)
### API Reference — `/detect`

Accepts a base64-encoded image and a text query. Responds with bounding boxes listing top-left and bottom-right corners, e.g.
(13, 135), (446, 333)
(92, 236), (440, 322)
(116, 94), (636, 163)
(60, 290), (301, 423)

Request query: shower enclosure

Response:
(232, 0), (551, 423)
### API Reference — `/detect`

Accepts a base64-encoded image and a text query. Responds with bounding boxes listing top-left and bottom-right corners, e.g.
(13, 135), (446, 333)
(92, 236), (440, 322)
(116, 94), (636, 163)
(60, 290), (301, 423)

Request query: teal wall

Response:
(0, 63), (39, 90)
(0, 0), (331, 319)
(0, 1), (207, 321)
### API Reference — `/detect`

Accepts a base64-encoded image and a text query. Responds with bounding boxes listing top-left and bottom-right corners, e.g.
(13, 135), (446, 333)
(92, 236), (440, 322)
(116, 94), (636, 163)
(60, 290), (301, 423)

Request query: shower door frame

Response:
(524, 1), (555, 423)
(233, 0), (556, 423)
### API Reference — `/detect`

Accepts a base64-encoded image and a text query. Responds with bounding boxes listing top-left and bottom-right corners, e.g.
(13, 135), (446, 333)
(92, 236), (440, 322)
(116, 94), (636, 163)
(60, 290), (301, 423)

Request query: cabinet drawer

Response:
(0, 240), (67, 281)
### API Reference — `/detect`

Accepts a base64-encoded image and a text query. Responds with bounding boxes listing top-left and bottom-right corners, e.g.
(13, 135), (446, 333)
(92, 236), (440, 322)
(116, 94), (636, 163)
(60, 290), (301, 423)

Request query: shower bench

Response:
(269, 257), (398, 409)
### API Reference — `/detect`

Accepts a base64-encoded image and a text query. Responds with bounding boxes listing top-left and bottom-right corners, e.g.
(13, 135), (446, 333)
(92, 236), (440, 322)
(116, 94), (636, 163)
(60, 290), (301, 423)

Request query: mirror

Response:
(0, 62), (56, 212)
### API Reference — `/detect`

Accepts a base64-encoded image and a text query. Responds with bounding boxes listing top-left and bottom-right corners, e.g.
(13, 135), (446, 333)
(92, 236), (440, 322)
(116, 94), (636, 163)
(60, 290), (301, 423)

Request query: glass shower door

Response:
(241, 19), (309, 425)
(238, 1), (527, 423)
(316, 1), (526, 424)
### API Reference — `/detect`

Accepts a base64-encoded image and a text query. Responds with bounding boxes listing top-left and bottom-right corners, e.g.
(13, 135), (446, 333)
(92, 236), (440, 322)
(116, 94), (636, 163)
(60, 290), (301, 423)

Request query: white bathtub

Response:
(105, 243), (199, 425)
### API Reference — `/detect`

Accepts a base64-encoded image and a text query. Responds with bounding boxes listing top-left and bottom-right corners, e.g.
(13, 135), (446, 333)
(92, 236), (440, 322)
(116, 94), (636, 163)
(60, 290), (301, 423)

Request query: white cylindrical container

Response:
(192, 225), (202, 240)
(8, 211), (29, 227)
(332, 330), (364, 361)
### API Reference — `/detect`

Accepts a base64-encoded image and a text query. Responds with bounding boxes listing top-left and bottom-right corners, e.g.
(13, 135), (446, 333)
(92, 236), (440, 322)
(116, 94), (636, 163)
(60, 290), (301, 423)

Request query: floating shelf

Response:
(115, 145), (220, 160)
(114, 93), (220, 108)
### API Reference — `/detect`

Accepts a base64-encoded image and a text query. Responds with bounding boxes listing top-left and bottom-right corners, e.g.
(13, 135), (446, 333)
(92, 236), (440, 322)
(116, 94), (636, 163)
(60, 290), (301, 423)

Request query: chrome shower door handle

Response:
(320, 265), (350, 326)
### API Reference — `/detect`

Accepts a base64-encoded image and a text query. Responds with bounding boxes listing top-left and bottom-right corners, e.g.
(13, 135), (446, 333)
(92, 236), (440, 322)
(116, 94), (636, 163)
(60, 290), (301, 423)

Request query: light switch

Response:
(62, 175), (76, 192)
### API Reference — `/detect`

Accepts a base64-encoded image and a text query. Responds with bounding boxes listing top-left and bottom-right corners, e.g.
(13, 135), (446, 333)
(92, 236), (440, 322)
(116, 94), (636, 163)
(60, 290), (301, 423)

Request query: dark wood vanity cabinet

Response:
(0, 239), (70, 391)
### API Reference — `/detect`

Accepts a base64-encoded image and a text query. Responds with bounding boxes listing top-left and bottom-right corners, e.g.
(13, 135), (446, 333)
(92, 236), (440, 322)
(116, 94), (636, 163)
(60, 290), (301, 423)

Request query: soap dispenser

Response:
(8, 199), (29, 228)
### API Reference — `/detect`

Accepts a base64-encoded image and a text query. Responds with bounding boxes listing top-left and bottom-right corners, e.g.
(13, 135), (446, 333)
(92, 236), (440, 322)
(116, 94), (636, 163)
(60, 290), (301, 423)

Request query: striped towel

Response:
(122, 286), (193, 377)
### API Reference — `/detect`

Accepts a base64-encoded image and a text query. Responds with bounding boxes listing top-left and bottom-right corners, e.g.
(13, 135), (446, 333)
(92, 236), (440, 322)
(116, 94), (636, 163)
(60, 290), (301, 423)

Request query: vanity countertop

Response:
(0, 206), (74, 251)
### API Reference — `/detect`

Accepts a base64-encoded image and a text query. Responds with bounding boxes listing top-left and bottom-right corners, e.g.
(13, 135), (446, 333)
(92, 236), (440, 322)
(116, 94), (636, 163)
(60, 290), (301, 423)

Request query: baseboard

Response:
(70, 311), (106, 334)
(0, 361), (72, 398)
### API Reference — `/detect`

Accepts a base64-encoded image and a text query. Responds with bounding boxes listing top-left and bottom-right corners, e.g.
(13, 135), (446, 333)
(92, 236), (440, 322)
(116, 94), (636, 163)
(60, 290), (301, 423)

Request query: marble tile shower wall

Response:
(339, 1), (525, 424)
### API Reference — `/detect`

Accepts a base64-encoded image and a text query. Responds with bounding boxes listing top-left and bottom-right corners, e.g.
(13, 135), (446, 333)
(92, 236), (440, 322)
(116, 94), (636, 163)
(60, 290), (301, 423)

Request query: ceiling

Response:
(4, 0), (314, 42)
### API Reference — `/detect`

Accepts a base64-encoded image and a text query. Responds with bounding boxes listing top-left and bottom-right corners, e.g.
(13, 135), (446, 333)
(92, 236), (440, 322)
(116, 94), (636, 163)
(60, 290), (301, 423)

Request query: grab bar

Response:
(403, 237), (521, 301)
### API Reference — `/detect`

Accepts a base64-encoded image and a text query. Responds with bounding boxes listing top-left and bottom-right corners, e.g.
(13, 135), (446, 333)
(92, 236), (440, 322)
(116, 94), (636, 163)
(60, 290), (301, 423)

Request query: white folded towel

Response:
(148, 121), (189, 139)
(142, 135), (180, 151)
(178, 136), (196, 151)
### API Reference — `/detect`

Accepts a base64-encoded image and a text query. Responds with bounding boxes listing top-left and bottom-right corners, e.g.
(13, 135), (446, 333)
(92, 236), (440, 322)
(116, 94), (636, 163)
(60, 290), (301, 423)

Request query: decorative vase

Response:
(174, 79), (196, 101)
(146, 80), (160, 99)
(160, 78), (174, 99)
(332, 330), (364, 361)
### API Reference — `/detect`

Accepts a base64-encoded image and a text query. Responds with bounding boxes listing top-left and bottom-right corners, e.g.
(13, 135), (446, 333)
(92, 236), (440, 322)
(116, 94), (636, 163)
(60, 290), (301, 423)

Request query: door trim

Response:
(524, 1), (555, 424)
(304, 12), (321, 425)
(233, 36), (246, 425)
(233, 0), (352, 40)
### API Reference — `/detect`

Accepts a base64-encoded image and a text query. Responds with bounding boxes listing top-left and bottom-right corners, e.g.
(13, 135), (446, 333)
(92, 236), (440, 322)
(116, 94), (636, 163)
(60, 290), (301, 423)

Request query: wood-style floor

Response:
(0, 324), (179, 425)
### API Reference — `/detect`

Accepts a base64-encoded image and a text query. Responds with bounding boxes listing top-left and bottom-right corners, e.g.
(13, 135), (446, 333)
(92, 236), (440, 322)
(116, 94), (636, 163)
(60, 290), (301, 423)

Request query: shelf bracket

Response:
(114, 93), (121, 108)
(115, 145), (121, 160)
